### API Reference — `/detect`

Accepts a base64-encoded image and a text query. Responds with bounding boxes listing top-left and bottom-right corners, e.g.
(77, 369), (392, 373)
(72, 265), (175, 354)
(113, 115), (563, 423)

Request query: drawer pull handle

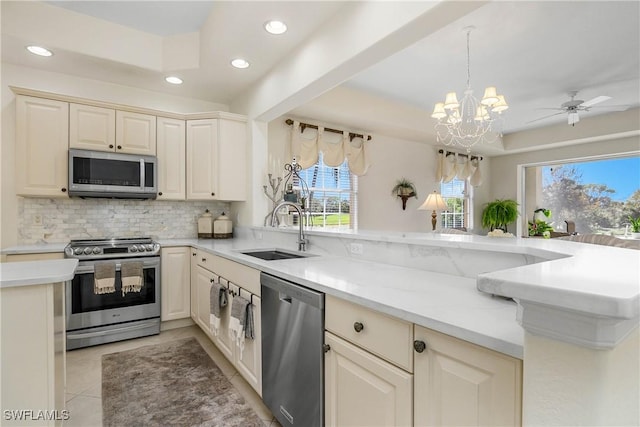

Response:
(210, 278), (215, 283)
(323, 344), (331, 353)
(353, 322), (364, 333)
(192, 253), (197, 257)
(413, 340), (427, 353)
(202, 258), (206, 262)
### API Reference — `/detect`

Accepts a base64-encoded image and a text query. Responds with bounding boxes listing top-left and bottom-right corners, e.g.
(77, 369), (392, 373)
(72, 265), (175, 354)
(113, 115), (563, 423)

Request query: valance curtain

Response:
(290, 120), (370, 176)
(435, 150), (483, 187)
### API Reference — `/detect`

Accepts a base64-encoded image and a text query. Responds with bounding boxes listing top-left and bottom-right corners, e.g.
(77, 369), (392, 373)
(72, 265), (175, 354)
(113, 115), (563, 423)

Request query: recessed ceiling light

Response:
(231, 58), (250, 69)
(165, 76), (183, 85)
(26, 46), (53, 57)
(265, 20), (287, 35)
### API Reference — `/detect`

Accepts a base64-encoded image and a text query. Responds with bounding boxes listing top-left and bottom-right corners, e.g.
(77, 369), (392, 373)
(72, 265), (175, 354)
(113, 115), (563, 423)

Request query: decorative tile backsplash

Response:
(18, 198), (230, 244)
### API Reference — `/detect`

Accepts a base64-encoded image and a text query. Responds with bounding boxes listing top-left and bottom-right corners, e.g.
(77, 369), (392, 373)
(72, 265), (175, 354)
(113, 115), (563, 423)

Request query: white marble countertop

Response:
(0, 258), (78, 288)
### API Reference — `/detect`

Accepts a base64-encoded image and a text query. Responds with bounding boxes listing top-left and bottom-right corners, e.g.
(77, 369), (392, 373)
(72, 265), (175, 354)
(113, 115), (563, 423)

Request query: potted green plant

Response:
(628, 215), (640, 238)
(391, 178), (417, 198)
(481, 199), (519, 232)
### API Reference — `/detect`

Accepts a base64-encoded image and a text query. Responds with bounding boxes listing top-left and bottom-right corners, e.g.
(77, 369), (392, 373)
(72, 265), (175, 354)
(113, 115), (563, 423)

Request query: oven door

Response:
(66, 256), (160, 332)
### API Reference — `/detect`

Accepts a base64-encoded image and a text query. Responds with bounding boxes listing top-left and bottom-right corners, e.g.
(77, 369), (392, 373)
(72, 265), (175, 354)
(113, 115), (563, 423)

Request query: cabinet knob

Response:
(353, 322), (364, 333)
(202, 258), (206, 262)
(323, 344), (331, 353)
(211, 192), (215, 196)
(117, 145), (122, 150)
(413, 340), (427, 353)
(158, 192), (163, 196)
(210, 278), (215, 283)
(109, 144), (114, 149)
(192, 253), (197, 257)
(61, 187), (67, 193)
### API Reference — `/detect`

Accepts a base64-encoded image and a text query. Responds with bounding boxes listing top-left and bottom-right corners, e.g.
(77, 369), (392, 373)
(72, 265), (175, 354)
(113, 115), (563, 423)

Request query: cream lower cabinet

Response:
(413, 325), (522, 427)
(190, 249), (198, 320)
(15, 95), (69, 197)
(325, 332), (413, 427)
(160, 247), (190, 321)
(191, 251), (262, 395)
(4, 253), (64, 263)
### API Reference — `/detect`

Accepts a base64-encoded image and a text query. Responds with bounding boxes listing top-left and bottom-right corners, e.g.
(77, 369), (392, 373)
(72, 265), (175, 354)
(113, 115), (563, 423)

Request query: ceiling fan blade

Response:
(581, 95), (611, 107)
(535, 107), (565, 111)
(526, 112), (565, 124)
(585, 104), (630, 111)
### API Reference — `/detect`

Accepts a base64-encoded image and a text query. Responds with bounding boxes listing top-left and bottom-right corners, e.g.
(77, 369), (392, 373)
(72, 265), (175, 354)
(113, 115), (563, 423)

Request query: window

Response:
(295, 153), (357, 230)
(440, 178), (472, 229)
(533, 156), (640, 235)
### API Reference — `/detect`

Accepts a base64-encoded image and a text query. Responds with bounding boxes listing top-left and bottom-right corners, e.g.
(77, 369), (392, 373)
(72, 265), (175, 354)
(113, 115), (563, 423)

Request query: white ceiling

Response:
(2, 1), (639, 141)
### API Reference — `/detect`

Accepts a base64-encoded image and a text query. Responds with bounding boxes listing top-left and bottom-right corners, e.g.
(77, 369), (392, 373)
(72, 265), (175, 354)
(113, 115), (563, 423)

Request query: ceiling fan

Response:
(528, 91), (627, 126)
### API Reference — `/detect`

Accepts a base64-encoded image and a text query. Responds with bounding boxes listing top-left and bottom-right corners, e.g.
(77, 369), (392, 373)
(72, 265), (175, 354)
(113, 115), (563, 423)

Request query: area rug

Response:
(102, 337), (263, 427)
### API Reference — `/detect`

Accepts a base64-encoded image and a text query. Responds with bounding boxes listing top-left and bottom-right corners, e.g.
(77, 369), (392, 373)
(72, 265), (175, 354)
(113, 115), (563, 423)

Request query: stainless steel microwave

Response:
(68, 149), (157, 199)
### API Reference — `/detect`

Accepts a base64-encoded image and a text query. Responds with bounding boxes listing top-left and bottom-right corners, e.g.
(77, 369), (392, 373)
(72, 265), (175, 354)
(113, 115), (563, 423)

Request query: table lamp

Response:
(418, 191), (447, 231)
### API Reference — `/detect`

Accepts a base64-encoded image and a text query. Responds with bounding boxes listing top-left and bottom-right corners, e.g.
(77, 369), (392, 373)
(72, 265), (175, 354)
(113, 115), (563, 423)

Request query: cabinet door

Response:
(156, 117), (186, 200)
(195, 266), (214, 336)
(190, 249), (198, 321)
(160, 247), (190, 321)
(235, 293), (262, 397)
(116, 110), (156, 155)
(414, 326), (522, 427)
(325, 332), (413, 427)
(186, 119), (217, 200)
(15, 96), (69, 197)
(216, 118), (246, 201)
(212, 281), (235, 361)
(69, 103), (116, 151)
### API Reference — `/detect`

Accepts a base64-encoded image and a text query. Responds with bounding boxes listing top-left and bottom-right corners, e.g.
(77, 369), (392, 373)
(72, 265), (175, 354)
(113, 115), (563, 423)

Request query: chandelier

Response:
(431, 26), (509, 150)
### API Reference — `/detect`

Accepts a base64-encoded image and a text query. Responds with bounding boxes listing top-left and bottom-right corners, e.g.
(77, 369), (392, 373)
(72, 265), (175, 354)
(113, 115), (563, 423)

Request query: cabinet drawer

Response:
(196, 250), (215, 271)
(325, 295), (413, 372)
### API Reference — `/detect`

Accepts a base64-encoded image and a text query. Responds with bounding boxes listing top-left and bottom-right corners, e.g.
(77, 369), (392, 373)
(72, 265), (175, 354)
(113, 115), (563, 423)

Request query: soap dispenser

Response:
(197, 210), (213, 239)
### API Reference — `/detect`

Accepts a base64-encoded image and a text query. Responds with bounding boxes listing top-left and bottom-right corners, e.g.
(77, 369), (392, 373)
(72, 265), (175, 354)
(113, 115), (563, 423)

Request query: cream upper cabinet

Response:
(69, 103), (116, 151)
(156, 117), (186, 200)
(186, 117), (246, 201)
(160, 247), (191, 321)
(325, 332), (413, 427)
(413, 325), (523, 427)
(15, 95), (70, 198)
(116, 110), (157, 155)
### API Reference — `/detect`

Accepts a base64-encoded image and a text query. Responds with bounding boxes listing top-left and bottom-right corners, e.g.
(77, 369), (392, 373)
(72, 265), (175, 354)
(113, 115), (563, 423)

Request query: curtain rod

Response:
(438, 149), (483, 161)
(285, 118), (372, 141)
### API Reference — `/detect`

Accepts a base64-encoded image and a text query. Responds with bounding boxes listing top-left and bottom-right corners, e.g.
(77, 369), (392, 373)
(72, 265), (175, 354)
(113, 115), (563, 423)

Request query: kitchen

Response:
(1, 1), (639, 427)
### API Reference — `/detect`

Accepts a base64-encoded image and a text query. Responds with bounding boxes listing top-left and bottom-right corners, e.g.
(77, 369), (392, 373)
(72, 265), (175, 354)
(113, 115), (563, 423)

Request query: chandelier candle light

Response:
(431, 26), (509, 150)
(418, 191), (448, 231)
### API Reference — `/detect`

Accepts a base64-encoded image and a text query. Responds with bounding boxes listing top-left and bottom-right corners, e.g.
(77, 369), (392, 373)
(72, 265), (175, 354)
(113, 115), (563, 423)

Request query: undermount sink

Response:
(239, 248), (315, 261)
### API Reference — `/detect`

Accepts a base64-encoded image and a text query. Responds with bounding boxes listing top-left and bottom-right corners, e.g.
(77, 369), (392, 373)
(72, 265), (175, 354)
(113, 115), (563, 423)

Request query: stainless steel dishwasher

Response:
(261, 272), (325, 427)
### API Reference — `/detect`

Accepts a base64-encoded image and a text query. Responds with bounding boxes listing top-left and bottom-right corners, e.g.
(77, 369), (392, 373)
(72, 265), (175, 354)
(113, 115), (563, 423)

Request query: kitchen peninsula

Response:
(2, 228), (638, 426)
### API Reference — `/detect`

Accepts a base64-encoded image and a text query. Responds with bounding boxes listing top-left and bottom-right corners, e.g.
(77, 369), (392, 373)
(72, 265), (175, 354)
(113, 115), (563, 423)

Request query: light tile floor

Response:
(65, 325), (280, 426)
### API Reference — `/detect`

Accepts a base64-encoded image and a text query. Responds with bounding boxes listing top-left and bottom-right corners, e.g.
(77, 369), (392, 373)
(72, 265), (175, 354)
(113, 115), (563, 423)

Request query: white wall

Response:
(1, 62), (229, 248)
(267, 116), (492, 233)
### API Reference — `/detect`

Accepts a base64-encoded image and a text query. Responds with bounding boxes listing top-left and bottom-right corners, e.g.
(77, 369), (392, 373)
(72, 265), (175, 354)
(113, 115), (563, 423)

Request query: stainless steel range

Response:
(64, 237), (161, 350)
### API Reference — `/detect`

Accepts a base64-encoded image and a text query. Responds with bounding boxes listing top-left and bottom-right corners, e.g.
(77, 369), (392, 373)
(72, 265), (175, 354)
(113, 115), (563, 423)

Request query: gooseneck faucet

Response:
(271, 201), (308, 251)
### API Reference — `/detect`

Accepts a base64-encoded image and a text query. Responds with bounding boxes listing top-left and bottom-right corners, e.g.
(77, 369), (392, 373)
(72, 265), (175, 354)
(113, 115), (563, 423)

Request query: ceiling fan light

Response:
(481, 86), (499, 106)
(443, 92), (460, 110)
(492, 95), (509, 113)
(431, 103), (447, 119)
(568, 111), (580, 126)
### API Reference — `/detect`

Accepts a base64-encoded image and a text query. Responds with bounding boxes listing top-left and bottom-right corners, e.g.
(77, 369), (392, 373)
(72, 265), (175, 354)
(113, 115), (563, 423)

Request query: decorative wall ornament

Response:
(262, 173), (283, 226)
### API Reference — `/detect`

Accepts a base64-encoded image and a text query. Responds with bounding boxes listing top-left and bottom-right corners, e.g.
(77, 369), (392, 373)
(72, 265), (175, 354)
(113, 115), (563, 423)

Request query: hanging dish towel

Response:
(121, 261), (143, 296)
(209, 281), (228, 336)
(94, 262), (116, 295)
(229, 294), (253, 358)
(245, 303), (255, 341)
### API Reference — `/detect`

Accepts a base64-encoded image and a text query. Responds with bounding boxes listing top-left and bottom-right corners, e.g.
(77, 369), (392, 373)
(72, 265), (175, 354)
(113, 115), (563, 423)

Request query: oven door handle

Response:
(66, 321), (158, 339)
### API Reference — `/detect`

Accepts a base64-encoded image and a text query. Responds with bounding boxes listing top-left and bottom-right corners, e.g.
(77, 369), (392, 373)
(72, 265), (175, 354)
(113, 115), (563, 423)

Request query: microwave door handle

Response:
(140, 159), (145, 191)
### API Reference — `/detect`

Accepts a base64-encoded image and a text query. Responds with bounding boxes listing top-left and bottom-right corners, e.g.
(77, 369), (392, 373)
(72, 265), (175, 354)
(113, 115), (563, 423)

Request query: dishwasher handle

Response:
(260, 272), (324, 309)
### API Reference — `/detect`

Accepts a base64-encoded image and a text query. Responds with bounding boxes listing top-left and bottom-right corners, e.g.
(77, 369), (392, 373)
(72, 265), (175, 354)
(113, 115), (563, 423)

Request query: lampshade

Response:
(431, 102), (447, 119)
(418, 191), (447, 211)
(443, 92), (460, 110)
(481, 86), (499, 106)
(491, 95), (509, 113)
